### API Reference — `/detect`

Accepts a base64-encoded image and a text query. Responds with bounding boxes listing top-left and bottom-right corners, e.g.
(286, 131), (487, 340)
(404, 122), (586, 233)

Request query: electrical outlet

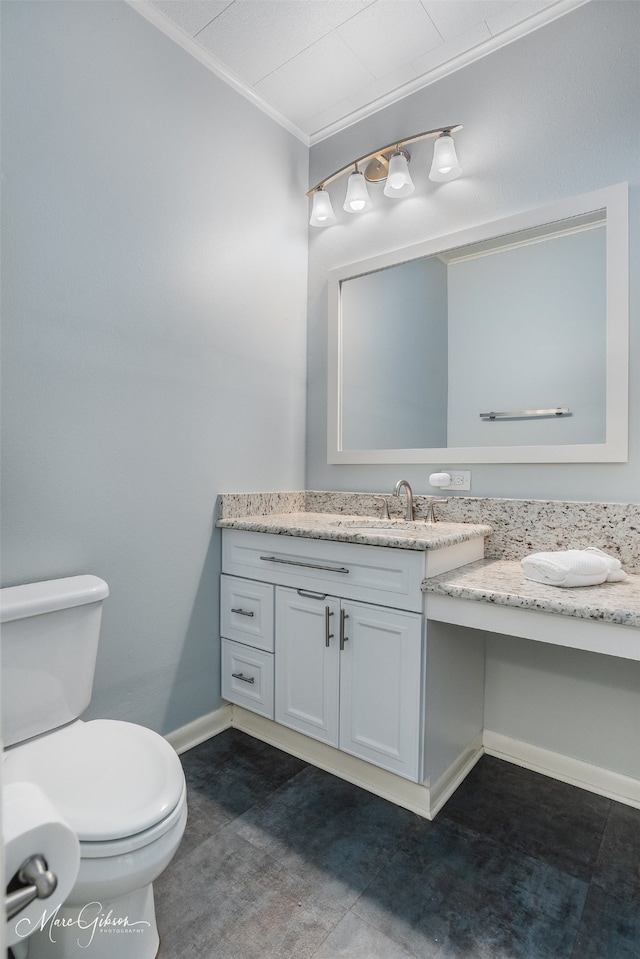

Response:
(447, 470), (471, 491)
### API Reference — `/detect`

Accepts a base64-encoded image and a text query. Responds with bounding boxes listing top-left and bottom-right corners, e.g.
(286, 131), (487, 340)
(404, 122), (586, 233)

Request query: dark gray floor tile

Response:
(591, 800), (640, 904)
(440, 755), (610, 881)
(353, 818), (587, 959)
(155, 823), (345, 959)
(310, 912), (420, 959)
(171, 784), (235, 865)
(231, 764), (421, 907)
(155, 733), (638, 959)
(173, 729), (308, 863)
(571, 884), (640, 959)
(182, 728), (308, 813)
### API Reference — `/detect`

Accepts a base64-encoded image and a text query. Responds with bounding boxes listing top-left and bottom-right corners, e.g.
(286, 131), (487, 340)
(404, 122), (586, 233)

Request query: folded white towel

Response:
(521, 547), (627, 588)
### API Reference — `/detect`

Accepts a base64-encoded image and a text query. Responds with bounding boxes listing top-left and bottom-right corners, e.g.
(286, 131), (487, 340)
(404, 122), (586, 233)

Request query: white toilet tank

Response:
(0, 575), (110, 747)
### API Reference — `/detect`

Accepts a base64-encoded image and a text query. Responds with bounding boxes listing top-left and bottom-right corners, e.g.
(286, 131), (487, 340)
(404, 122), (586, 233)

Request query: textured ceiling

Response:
(134, 0), (588, 143)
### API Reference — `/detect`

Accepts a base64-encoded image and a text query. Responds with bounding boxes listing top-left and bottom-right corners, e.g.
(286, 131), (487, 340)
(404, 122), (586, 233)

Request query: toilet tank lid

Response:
(0, 575), (109, 623)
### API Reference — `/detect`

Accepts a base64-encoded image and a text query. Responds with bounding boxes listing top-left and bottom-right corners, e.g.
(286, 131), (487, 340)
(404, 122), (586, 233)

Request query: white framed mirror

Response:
(327, 183), (628, 464)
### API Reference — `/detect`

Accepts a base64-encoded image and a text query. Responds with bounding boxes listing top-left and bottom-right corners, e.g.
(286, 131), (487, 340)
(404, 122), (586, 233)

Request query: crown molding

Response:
(124, 0), (311, 146)
(309, 0), (591, 144)
(126, 0), (589, 148)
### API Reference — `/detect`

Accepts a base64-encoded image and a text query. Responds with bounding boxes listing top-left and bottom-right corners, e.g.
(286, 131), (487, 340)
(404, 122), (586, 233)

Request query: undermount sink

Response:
(329, 518), (428, 531)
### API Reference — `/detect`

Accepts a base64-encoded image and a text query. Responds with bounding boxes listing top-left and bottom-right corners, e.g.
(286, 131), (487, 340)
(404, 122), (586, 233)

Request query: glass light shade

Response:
(383, 151), (415, 198)
(429, 134), (462, 181)
(309, 189), (336, 227)
(343, 171), (372, 213)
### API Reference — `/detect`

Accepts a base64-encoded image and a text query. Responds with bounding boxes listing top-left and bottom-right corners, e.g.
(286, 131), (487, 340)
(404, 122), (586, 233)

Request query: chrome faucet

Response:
(393, 479), (414, 521)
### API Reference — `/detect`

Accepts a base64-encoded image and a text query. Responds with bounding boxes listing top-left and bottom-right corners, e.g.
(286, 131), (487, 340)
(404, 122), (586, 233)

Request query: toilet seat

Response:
(79, 780), (187, 858)
(3, 719), (185, 842)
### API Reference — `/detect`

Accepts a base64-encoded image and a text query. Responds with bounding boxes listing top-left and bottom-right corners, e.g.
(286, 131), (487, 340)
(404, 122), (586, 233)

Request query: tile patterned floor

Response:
(155, 729), (640, 959)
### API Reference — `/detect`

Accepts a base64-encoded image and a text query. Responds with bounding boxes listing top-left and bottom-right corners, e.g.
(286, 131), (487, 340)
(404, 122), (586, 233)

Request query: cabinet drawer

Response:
(221, 639), (274, 719)
(221, 575), (274, 651)
(222, 529), (425, 612)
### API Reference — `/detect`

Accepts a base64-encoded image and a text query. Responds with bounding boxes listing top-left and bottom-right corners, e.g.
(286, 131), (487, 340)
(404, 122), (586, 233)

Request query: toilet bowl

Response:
(1, 577), (188, 958)
(4, 720), (187, 959)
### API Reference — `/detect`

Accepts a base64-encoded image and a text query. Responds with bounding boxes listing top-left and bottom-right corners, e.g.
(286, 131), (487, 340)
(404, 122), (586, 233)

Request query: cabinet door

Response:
(339, 601), (423, 781)
(275, 588), (340, 747)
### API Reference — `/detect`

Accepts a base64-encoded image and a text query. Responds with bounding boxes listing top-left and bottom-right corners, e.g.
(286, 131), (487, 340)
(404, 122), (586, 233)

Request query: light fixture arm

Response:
(306, 125), (462, 196)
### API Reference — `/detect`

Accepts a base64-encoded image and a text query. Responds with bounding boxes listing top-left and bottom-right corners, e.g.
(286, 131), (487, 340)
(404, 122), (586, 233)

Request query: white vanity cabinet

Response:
(220, 527), (486, 789)
(275, 588), (422, 779)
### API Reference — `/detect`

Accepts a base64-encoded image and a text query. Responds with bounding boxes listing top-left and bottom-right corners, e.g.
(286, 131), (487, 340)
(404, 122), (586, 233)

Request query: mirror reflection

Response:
(340, 212), (606, 452)
(329, 184), (630, 463)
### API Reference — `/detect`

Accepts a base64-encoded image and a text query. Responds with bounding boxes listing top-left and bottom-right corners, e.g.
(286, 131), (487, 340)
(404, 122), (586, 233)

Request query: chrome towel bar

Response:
(479, 407), (570, 420)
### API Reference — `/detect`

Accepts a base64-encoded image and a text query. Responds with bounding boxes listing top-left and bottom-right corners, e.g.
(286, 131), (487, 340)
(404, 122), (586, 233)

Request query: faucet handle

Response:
(426, 496), (449, 524)
(377, 496), (391, 519)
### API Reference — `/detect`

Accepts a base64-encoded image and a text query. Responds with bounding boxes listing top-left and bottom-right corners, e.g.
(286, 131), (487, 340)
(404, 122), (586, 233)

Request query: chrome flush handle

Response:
(5, 854), (58, 921)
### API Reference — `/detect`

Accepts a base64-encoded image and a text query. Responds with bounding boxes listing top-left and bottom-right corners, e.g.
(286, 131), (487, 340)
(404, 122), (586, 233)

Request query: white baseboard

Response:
(166, 708), (640, 815)
(428, 734), (484, 819)
(483, 729), (640, 809)
(231, 706), (436, 819)
(165, 703), (232, 754)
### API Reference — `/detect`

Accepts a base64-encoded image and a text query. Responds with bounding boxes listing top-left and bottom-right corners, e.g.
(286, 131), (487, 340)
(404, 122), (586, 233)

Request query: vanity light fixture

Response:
(343, 167), (372, 213)
(309, 188), (337, 227)
(383, 150), (414, 198)
(429, 131), (462, 181)
(308, 125), (462, 227)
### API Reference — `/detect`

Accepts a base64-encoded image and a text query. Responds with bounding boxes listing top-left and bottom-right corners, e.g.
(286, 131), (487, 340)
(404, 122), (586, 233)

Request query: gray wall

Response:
(1, 1), (308, 734)
(307, 0), (639, 501)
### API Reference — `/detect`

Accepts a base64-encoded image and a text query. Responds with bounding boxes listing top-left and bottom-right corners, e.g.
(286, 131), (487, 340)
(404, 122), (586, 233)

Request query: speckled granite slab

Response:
(218, 492), (640, 574)
(432, 497), (640, 574)
(217, 512), (492, 552)
(217, 491), (306, 518)
(422, 559), (640, 629)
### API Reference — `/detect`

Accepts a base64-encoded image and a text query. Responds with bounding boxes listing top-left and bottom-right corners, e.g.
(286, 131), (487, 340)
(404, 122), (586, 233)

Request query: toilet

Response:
(1, 576), (188, 959)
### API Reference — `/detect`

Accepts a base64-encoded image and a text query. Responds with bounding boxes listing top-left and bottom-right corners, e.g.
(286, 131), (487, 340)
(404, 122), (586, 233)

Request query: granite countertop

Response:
(217, 512), (492, 552)
(422, 559), (640, 628)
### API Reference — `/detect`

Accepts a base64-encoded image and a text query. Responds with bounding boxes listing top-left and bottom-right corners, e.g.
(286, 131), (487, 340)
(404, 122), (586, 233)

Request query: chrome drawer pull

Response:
(297, 589), (328, 600)
(231, 672), (255, 685)
(231, 607), (254, 617)
(260, 555), (349, 574)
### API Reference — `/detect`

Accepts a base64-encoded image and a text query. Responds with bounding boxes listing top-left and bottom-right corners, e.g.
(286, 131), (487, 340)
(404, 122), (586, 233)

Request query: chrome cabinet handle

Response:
(339, 609), (349, 650)
(231, 607), (254, 617)
(231, 672), (255, 685)
(325, 606), (334, 647)
(260, 555), (349, 574)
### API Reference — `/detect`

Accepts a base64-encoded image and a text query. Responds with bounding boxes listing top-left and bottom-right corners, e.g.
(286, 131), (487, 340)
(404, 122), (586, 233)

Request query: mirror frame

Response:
(327, 183), (628, 464)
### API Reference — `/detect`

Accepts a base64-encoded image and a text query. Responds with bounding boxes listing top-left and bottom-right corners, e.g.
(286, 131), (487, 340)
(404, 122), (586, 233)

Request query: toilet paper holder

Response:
(5, 854), (58, 921)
